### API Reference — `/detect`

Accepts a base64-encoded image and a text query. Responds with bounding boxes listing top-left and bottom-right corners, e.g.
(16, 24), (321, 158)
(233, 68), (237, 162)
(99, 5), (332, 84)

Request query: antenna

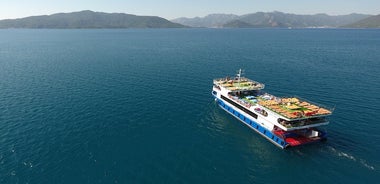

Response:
(236, 69), (244, 87)
(236, 69), (244, 82)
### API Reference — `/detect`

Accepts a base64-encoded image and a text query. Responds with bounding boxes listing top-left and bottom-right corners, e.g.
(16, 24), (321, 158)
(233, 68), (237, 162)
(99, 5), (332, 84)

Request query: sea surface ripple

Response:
(0, 28), (379, 183)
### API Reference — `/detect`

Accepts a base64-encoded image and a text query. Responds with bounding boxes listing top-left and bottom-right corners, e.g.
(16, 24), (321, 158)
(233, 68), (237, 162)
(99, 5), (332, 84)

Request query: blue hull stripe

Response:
(216, 98), (288, 148)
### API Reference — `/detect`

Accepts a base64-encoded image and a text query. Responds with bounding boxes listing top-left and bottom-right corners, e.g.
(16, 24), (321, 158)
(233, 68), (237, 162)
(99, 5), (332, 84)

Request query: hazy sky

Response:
(0, 0), (379, 20)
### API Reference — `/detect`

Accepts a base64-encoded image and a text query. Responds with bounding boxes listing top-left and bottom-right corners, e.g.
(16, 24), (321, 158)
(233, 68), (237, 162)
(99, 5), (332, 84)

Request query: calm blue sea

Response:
(0, 28), (379, 183)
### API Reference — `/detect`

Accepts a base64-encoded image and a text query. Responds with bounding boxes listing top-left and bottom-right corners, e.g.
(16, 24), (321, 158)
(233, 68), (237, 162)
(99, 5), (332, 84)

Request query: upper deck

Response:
(213, 77), (265, 92)
(227, 90), (332, 120)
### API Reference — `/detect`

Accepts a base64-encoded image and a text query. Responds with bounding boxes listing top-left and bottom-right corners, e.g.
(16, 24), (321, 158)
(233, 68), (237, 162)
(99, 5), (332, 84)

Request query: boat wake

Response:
(327, 146), (375, 171)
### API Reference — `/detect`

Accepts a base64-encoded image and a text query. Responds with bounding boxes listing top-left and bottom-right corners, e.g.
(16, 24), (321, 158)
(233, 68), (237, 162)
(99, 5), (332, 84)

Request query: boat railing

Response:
(214, 77), (263, 85)
(278, 117), (329, 128)
(227, 94), (253, 109)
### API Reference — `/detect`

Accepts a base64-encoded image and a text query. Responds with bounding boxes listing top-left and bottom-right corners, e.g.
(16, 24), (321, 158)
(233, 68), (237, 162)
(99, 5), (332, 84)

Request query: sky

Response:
(0, 0), (379, 20)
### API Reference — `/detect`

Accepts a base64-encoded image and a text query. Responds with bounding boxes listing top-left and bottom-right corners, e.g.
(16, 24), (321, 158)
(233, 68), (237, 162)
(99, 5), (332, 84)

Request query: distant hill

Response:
(171, 14), (238, 28)
(343, 14), (380, 28)
(223, 20), (254, 28)
(0, 10), (186, 28)
(172, 11), (371, 28)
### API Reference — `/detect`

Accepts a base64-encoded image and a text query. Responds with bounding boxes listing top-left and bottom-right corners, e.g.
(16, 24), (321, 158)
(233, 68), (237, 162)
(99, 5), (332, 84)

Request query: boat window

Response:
(221, 95), (258, 119)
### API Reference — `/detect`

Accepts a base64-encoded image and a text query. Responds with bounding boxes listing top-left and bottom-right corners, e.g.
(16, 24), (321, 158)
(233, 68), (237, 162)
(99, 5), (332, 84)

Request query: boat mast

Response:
(237, 69), (243, 84)
(236, 68), (243, 87)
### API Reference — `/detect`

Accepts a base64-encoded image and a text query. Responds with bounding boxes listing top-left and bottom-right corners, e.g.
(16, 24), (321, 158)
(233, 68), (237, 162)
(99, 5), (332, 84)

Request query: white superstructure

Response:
(212, 69), (333, 148)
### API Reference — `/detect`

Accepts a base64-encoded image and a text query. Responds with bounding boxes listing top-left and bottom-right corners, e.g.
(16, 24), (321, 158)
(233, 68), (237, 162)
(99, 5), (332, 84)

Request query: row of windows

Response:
(219, 99), (285, 146)
(221, 95), (258, 119)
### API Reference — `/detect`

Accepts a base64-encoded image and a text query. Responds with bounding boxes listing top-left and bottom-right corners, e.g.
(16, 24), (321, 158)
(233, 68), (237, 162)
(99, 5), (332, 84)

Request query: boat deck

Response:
(229, 92), (332, 120)
(257, 96), (332, 119)
(213, 77), (265, 91)
(273, 129), (325, 147)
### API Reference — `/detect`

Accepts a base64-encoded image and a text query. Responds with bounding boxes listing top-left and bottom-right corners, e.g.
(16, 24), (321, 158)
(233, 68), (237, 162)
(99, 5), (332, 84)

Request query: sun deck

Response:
(228, 92), (332, 119)
(257, 97), (332, 119)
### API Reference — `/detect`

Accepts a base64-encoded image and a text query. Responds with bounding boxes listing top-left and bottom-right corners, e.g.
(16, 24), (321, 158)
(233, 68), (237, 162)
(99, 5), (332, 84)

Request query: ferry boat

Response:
(212, 69), (333, 148)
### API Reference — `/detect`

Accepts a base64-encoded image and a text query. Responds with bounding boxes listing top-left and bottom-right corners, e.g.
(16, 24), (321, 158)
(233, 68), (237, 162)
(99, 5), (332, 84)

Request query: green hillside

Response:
(343, 14), (380, 28)
(0, 10), (185, 28)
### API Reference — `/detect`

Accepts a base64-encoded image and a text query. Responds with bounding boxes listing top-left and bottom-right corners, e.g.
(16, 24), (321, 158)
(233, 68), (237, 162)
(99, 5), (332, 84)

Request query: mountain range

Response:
(0, 10), (185, 28)
(342, 14), (380, 28)
(0, 10), (379, 29)
(172, 11), (374, 28)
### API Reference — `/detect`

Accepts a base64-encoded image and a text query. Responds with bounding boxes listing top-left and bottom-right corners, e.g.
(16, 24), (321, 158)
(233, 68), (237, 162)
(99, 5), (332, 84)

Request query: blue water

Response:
(0, 28), (379, 183)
